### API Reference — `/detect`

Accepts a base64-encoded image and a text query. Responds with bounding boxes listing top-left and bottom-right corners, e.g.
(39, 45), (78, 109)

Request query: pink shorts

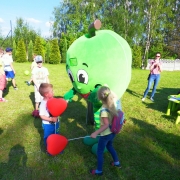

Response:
(0, 74), (7, 90)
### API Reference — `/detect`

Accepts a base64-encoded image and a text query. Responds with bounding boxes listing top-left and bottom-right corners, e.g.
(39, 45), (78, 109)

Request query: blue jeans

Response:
(97, 133), (119, 171)
(42, 122), (60, 148)
(143, 74), (160, 99)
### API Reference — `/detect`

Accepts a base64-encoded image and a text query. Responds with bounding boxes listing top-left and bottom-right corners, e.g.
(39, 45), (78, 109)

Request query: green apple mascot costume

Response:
(64, 19), (132, 151)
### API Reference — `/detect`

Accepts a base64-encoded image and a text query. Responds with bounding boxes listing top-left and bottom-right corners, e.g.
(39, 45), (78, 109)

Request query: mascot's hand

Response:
(63, 87), (77, 102)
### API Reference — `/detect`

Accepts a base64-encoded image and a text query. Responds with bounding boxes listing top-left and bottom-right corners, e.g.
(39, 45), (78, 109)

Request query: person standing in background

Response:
(0, 48), (7, 102)
(2, 47), (18, 90)
(142, 52), (162, 102)
(31, 55), (49, 117)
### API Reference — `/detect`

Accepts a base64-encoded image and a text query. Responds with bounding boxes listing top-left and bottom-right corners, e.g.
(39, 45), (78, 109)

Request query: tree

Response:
(34, 36), (44, 58)
(52, 0), (98, 38)
(60, 33), (67, 63)
(49, 39), (61, 64)
(15, 39), (27, 63)
(12, 40), (16, 61)
(45, 41), (51, 64)
(13, 18), (39, 52)
(142, 0), (175, 67)
(132, 45), (142, 68)
(165, 0), (180, 58)
(28, 40), (34, 62)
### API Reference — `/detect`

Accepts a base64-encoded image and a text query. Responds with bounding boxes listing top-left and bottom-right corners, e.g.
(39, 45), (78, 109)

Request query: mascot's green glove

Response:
(87, 85), (102, 129)
(64, 87), (77, 102)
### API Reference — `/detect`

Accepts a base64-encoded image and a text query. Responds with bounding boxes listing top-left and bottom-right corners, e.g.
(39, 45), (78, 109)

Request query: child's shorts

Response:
(0, 74), (7, 90)
(5, 71), (15, 79)
(34, 85), (43, 103)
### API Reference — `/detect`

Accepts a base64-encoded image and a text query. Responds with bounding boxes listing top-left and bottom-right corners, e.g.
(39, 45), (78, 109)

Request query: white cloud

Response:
(0, 18), (4, 23)
(26, 18), (41, 24)
(45, 21), (54, 27)
(42, 31), (51, 37)
(1, 26), (11, 36)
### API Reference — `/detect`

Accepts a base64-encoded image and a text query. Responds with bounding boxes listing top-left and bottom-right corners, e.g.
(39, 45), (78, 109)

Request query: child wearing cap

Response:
(0, 48), (7, 102)
(2, 47), (18, 90)
(31, 55), (50, 117)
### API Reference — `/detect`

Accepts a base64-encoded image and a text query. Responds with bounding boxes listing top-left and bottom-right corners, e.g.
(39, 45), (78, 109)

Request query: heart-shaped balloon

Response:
(47, 134), (68, 156)
(47, 98), (67, 117)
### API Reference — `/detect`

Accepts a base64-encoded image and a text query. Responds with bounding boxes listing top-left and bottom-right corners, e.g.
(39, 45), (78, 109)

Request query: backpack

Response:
(100, 108), (125, 134)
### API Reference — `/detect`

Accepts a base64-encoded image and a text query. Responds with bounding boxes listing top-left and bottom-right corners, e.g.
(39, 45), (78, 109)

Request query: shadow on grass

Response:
(128, 87), (180, 115)
(126, 88), (142, 98)
(3, 81), (11, 98)
(0, 93), (119, 178)
(131, 117), (180, 160)
(0, 128), (3, 135)
(125, 117), (180, 179)
(33, 117), (45, 153)
(32, 96), (93, 153)
(0, 144), (32, 179)
(29, 92), (35, 109)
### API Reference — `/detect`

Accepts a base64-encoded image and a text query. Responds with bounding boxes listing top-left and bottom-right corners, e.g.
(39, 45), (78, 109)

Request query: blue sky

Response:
(0, 0), (61, 38)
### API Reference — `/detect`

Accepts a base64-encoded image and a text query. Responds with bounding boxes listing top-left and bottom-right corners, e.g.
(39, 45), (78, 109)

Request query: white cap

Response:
(35, 55), (43, 62)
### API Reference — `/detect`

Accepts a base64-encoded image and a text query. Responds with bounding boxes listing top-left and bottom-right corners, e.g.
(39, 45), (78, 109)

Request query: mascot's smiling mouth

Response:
(80, 93), (90, 99)
(80, 84), (101, 99)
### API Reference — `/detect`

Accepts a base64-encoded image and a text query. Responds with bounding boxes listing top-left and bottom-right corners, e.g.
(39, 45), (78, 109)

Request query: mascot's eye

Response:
(67, 69), (74, 83)
(77, 70), (88, 84)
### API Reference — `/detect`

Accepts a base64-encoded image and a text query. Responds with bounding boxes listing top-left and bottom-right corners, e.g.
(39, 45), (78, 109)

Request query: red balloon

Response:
(47, 98), (67, 117)
(47, 134), (68, 156)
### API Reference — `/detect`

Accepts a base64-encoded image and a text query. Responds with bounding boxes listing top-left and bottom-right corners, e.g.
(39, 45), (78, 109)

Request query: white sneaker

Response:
(142, 98), (145, 101)
(150, 97), (154, 102)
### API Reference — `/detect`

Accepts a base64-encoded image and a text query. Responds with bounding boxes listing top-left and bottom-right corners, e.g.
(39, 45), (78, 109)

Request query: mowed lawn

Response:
(0, 62), (180, 180)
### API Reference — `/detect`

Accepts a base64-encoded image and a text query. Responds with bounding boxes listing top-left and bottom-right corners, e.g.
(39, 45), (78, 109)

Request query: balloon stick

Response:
(68, 135), (100, 141)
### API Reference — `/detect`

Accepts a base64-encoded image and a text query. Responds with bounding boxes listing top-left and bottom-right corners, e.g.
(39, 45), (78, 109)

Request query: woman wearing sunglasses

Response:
(142, 52), (162, 102)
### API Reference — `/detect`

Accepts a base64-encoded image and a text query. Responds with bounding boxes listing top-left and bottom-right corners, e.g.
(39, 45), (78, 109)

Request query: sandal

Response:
(90, 169), (103, 176)
(0, 98), (8, 102)
(111, 162), (122, 168)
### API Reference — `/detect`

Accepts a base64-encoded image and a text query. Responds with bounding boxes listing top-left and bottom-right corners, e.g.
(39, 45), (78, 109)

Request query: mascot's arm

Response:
(63, 87), (77, 102)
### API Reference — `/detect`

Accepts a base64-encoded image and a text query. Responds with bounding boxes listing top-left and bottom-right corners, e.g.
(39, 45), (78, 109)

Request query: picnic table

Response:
(166, 95), (180, 124)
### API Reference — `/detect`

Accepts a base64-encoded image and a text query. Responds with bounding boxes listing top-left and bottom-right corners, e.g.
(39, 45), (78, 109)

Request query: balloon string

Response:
(55, 123), (56, 134)
(68, 135), (100, 141)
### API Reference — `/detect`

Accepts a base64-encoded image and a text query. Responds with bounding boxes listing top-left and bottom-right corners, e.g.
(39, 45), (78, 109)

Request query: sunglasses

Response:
(156, 55), (160, 57)
(37, 61), (42, 64)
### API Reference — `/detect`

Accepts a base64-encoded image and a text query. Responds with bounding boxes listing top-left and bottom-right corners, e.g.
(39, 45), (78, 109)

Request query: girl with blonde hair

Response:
(90, 86), (121, 176)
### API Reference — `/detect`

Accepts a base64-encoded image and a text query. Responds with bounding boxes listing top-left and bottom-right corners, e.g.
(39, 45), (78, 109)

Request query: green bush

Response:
(49, 39), (61, 64)
(132, 45), (142, 68)
(15, 39), (27, 63)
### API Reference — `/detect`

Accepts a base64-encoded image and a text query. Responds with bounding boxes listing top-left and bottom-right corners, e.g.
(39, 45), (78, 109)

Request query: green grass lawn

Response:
(0, 62), (180, 180)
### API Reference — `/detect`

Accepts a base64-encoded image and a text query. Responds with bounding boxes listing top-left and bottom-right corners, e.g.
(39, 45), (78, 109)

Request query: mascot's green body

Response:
(64, 20), (132, 130)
